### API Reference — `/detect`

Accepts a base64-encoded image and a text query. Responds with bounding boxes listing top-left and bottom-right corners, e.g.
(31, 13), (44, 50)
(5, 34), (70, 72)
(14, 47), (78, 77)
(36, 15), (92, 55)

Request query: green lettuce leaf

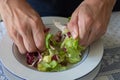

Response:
(45, 33), (53, 49)
(61, 37), (85, 63)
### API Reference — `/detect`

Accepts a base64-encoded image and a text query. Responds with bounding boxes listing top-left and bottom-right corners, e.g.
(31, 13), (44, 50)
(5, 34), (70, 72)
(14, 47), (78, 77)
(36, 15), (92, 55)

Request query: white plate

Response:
(0, 17), (103, 80)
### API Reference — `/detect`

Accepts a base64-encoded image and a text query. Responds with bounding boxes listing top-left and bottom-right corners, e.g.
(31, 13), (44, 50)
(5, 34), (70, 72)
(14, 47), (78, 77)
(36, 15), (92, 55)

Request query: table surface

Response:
(0, 12), (120, 80)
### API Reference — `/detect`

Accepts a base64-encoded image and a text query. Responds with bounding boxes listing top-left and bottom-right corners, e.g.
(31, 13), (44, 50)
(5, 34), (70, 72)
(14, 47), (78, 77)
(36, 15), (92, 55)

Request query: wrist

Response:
(0, 0), (27, 13)
(84, 0), (116, 5)
(0, 0), (27, 20)
(84, 0), (116, 9)
(83, 0), (116, 16)
(0, 0), (27, 8)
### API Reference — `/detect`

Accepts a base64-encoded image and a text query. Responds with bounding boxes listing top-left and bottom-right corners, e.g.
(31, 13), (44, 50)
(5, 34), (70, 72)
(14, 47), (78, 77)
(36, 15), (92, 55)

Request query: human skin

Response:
(0, 0), (116, 54)
(67, 0), (116, 46)
(0, 0), (45, 54)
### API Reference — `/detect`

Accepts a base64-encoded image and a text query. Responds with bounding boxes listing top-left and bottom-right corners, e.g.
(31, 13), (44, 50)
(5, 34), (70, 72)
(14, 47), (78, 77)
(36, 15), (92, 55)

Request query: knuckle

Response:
(16, 21), (26, 30)
(85, 14), (93, 24)
(19, 26), (30, 37)
(32, 17), (39, 28)
(18, 25), (27, 36)
(30, 16), (44, 31)
(19, 25), (26, 32)
(33, 16), (39, 23)
(8, 30), (17, 39)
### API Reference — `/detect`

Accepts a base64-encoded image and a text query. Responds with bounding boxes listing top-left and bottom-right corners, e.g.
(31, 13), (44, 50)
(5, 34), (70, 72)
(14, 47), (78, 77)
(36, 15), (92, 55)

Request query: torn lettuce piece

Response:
(37, 62), (51, 71)
(61, 37), (85, 63)
(61, 37), (85, 52)
(67, 47), (81, 63)
(49, 60), (58, 68)
(58, 50), (66, 62)
(61, 37), (78, 48)
(43, 55), (52, 63)
(48, 49), (59, 56)
(50, 64), (67, 72)
(37, 60), (58, 72)
(45, 33), (53, 49)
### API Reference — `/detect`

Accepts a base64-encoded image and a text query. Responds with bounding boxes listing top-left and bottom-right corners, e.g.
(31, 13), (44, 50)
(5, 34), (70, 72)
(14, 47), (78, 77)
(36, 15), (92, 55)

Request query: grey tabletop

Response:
(0, 12), (120, 80)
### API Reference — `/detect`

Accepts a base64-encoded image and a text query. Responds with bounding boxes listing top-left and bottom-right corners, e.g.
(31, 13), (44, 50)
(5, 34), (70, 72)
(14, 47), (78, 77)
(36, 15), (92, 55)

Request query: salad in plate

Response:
(26, 22), (85, 72)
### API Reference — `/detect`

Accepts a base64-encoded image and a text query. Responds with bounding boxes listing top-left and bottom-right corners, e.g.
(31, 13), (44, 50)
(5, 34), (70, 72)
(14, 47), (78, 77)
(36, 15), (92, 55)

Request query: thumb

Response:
(67, 14), (79, 39)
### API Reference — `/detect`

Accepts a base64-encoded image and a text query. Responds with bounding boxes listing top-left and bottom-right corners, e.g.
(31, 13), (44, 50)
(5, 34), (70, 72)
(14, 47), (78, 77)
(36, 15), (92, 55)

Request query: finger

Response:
(14, 33), (27, 54)
(76, 3), (95, 46)
(67, 11), (79, 39)
(31, 19), (45, 51)
(78, 19), (91, 46)
(21, 27), (37, 52)
(78, 16), (93, 46)
(9, 29), (27, 54)
(87, 27), (97, 46)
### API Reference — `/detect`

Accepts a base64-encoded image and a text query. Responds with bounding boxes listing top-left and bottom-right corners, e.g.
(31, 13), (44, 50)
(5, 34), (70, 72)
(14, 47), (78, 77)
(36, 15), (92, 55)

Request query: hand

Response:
(0, 0), (45, 54)
(67, 0), (116, 47)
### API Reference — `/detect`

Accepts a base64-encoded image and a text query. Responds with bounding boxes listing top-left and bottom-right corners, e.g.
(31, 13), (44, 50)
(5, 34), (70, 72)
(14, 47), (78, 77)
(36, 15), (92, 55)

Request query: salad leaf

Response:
(37, 62), (51, 71)
(61, 37), (84, 63)
(49, 60), (58, 68)
(58, 50), (66, 62)
(43, 55), (52, 63)
(37, 60), (58, 71)
(45, 34), (53, 49)
(61, 37), (78, 49)
(50, 64), (67, 72)
(67, 47), (81, 63)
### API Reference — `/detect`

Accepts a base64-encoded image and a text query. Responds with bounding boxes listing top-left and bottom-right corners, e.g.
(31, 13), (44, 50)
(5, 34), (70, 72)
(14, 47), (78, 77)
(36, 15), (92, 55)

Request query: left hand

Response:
(67, 0), (116, 47)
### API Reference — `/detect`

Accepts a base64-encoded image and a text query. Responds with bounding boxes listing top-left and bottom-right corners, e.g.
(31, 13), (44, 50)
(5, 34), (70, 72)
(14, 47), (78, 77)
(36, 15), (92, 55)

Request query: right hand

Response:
(0, 0), (45, 54)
